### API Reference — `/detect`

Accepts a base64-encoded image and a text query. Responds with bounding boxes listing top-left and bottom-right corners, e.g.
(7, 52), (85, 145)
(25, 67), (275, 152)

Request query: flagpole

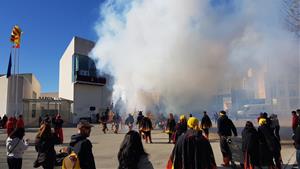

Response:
(16, 47), (19, 116)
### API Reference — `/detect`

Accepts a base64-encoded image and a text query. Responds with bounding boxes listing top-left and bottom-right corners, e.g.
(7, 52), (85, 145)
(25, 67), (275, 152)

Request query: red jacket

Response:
(292, 114), (298, 131)
(16, 118), (24, 128)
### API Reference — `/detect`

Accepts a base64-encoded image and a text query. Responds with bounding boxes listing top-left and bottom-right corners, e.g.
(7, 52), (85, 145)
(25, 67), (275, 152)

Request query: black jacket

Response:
(294, 125), (300, 149)
(34, 133), (60, 167)
(242, 126), (260, 165)
(69, 134), (96, 169)
(201, 114), (212, 129)
(171, 129), (216, 169)
(217, 115), (237, 136)
(166, 119), (176, 132)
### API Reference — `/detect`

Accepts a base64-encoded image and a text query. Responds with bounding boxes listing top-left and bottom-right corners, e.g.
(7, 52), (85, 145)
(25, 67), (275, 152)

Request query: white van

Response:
(237, 104), (273, 118)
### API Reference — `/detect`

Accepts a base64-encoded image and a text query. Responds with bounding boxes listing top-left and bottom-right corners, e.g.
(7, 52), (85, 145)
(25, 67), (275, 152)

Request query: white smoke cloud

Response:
(91, 0), (299, 114)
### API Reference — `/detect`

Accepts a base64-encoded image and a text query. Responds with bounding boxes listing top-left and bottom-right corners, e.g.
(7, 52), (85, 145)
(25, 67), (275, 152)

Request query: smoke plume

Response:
(91, 0), (299, 114)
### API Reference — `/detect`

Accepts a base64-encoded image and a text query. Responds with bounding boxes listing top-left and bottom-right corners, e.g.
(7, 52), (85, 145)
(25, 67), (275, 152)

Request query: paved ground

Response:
(0, 122), (297, 169)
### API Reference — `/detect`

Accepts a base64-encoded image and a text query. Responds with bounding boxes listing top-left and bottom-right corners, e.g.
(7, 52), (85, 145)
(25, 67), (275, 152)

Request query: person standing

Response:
(292, 111), (298, 133)
(34, 123), (60, 169)
(16, 115), (24, 129)
(53, 114), (64, 143)
(118, 130), (154, 169)
(136, 111), (144, 136)
(140, 113), (153, 144)
(6, 128), (29, 169)
(242, 121), (260, 169)
(201, 111), (212, 139)
(2, 114), (8, 128)
(217, 110), (237, 167)
(165, 113), (176, 143)
(66, 120), (96, 169)
(173, 115), (187, 144)
(258, 118), (282, 169)
(6, 117), (15, 137)
(125, 114), (134, 131)
(270, 114), (280, 141)
(167, 117), (216, 169)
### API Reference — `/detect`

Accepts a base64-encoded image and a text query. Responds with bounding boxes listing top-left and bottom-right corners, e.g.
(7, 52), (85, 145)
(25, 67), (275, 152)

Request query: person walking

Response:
(242, 121), (260, 169)
(6, 128), (29, 169)
(66, 120), (96, 169)
(118, 130), (154, 169)
(217, 110), (237, 167)
(167, 117), (216, 169)
(33, 123), (60, 169)
(201, 111), (212, 139)
(165, 113), (176, 143)
(293, 119), (300, 169)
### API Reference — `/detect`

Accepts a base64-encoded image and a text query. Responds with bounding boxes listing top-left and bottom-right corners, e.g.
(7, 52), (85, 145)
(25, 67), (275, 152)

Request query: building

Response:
(59, 36), (112, 123)
(0, 74), (41, 125)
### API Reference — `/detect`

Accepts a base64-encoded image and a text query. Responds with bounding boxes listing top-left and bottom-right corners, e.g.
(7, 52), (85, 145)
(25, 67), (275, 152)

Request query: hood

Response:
(70, 134), (86, 146)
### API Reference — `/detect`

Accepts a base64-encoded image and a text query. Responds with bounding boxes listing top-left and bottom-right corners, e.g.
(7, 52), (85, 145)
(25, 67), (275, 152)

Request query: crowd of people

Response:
(2, 108), (300, 169)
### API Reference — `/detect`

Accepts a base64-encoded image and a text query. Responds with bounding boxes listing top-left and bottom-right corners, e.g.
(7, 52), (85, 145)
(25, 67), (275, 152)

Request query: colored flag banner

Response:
(10, 25), (22, 48)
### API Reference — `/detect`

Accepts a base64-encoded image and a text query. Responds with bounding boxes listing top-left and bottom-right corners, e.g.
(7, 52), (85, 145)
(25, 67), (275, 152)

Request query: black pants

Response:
(203, 128), (209, 138)
(7, 157), (22, 169)
(275, 126), (280, 141)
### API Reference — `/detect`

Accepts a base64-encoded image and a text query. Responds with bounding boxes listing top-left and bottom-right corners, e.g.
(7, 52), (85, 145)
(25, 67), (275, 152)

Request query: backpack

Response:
(62, 140), (83, 169)
(62, 151), (80, 169)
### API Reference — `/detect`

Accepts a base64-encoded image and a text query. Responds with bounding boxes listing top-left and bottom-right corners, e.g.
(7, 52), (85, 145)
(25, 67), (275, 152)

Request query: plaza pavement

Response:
(0, 123), (297, 169)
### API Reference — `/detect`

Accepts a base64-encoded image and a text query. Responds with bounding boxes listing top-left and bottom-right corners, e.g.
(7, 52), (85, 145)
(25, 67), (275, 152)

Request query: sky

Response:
(0, 0), (105, 92)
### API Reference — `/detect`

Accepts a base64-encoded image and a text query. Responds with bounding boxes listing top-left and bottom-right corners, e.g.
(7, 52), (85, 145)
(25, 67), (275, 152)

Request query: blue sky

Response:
(0, 0), (105, 92)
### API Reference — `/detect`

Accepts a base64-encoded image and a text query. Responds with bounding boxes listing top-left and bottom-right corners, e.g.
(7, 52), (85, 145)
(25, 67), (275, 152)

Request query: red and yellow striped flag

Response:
(10, 25), (22, 48)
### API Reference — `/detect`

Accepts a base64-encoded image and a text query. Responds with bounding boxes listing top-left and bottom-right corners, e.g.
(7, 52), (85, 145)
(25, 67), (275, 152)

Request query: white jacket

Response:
(6, 137), (29, 159)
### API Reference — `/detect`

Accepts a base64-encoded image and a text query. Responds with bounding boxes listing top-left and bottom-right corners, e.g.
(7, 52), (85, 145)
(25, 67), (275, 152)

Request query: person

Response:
(258, 118), (282, 169)
(140, 113), (153, 143)
(113, 113), (121, 134)
(270, 114), (280, 141)
(67, 120), (96, 169)
(34, 123), (60, 169)
(167, 117), (216, 169)
(16, 115), (24, 129)
(173, 115), (187, 144)
(292, 110), (298, 133)
(7, 117), (15, 137)
(217, 110), (237, 167)
(100, 108), (109, 134)
(293, 119), (300, 169)
(242, 121), (260, 169)
(165, 113), (176, 143)
(136, 111), (144, 135)
(125, 114), (134, 131)
(42, 114), (51, 125)
(118, 130), (154, 169)
(6, 128), (29, 169)
(2, 114), (8, 128)
(201, 111), (212, 139)
(53, 114), (64, 143)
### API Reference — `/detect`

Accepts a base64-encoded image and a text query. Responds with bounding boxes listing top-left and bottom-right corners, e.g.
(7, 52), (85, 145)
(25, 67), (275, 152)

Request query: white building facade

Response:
(59, 37), (112, 123)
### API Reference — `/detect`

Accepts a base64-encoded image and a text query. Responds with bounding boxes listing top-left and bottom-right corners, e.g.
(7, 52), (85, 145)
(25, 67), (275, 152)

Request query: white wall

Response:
(59, 37), (75, 101)
(0, 76), (8, 117)
(73, 84), (111, 123)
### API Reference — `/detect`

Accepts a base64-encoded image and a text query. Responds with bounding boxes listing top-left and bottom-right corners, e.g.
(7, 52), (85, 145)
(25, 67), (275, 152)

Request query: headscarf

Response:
(258, 118), (267, 126)
(187, 117), (199, 130)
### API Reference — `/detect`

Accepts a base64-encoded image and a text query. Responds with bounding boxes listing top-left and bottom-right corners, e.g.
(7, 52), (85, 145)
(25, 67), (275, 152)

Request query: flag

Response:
(6, 53), (12, 78)
(10, 25), (22, 48)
